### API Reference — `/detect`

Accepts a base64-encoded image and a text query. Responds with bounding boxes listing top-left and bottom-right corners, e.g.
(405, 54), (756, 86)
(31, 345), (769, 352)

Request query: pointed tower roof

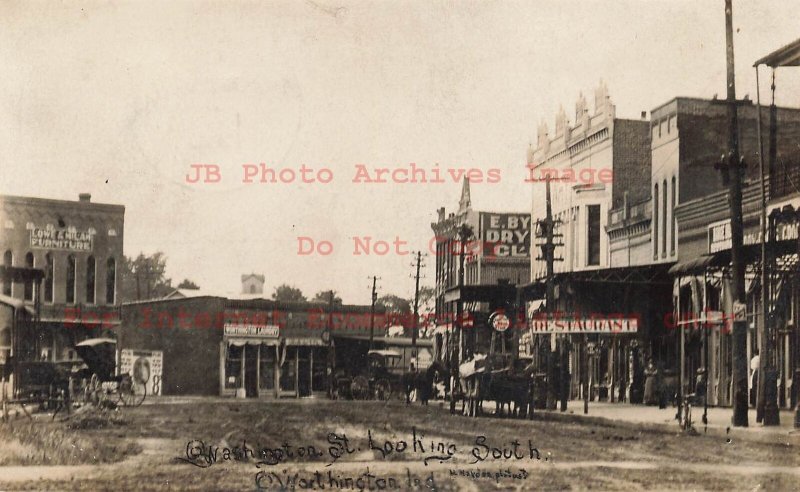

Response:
(458, 177), (471, 214)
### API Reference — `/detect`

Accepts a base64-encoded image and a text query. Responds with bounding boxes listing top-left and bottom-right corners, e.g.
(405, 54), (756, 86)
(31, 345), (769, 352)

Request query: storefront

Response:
(120, 296), (386, 398)
(221, 323), (329, 398)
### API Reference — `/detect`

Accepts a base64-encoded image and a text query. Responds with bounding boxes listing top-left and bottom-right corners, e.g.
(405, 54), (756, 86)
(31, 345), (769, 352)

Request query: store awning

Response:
(226, 337), (327, 347)
(668, 255), (718, 276)
(443, 283), (519, 303)
(227, 338), (280, 346)
(670, 239), (798, 277)
(754, 37), (800, 67)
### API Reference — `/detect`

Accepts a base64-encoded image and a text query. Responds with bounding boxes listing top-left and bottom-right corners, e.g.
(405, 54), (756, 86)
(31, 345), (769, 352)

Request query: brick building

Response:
(525, 83), (667, 404)
(430, 179), (531, 363)
(118, 296), (402, 398)
(666, 98), (800, 408)
(0, 193), (124, 395)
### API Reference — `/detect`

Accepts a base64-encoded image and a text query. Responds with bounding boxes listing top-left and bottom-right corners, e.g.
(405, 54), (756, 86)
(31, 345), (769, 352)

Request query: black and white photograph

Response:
(1, 1), (799, 490)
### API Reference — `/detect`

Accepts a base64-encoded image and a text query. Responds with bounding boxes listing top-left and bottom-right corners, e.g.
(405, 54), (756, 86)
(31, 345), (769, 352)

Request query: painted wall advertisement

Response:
(479, 212), (531, 258)
(29, 226), (94, 252)
(120, 349), (164, 396)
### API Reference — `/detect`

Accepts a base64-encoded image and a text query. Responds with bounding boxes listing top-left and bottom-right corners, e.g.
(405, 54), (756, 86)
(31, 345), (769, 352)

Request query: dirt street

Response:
(0, 399), (797, 491)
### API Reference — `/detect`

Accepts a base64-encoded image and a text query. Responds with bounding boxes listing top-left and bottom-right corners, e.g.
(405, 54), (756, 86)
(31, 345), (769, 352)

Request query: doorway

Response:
(245, 345), (258, 397)
(298, 348), (311, 397)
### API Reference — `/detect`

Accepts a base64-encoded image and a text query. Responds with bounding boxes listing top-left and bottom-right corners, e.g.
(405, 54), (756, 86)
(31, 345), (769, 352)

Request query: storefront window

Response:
(311, 347), (329, 393)
(225, 344), (243, 390)
(279, 347), (297, 392)
(259, 345), (275, 391)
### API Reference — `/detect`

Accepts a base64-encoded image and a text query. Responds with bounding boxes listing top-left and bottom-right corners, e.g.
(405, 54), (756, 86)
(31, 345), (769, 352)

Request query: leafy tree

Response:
(177, 279), (200, 290)
(313, 290), (342, 305)
(120, 252), (173, 302)
(377, 294), (412, 330)
(272, 284), (307, 302)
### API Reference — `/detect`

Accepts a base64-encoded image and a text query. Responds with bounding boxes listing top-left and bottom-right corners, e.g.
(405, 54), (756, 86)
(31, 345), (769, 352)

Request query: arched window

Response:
(653, 184), (659, 259)
(86, 255), (96, 304)
(250, 284), (256, 294)
(670, 176), (677, 253)
(24, 252), (34, 301)
(662, 179), (668, 256)
(44, 253), (54, 303)
(106, 257), (116, 304)
(66, 255), (76, 304)
(2, 250), (11, 296)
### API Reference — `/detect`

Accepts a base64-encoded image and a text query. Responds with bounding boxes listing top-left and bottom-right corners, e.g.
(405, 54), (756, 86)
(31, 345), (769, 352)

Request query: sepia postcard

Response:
(1, 1), (799, 490)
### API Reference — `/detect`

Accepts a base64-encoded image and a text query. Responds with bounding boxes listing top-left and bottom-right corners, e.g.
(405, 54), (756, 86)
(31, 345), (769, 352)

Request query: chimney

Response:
(79, 193), (91, 203)
(640, 111), (647, 120)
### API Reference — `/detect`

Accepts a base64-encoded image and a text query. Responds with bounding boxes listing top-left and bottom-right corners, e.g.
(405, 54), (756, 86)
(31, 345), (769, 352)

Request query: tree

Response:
(119, 252), (173, 302)
(377, 294), (412, 330)
(313, 290), (342, 305)
(272, 284), (307, 302)
(177, 279), (200, 290)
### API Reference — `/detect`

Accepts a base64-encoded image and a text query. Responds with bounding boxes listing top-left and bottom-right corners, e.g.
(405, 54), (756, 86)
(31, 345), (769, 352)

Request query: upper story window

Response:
(2, 250), (12, 296)
(106, 257), (116, 304)
(86, 255), (96, 304)
(670, 176), (677, 254)
(24, 252), (34, 301)
(586, 204), (601, 266)
(653, 184), (659, 259)
(66, 255), (76, 304)
(662, 179), (668, 257)
(44, 253), (54, 303)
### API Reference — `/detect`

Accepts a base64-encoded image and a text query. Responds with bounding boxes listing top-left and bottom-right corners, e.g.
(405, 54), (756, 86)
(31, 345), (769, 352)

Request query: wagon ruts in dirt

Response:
(74, 338), (146, 407)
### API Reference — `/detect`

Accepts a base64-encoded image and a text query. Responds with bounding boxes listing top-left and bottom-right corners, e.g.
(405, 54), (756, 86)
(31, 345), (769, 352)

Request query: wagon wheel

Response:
(350, 376), (369, 400)
(118, 375), (147, 407)
(374, 378), (392, 401)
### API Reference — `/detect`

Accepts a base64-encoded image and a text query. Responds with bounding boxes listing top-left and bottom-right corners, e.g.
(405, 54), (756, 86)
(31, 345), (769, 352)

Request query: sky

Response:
(1, 0), (799, 304)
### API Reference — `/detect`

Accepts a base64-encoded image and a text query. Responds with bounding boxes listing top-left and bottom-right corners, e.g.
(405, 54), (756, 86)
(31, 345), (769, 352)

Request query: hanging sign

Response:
(489, 310), (510, 332)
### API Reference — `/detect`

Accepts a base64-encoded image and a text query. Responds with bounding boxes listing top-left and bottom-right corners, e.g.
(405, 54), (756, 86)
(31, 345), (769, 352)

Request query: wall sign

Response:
(223, 323), (280, 337)
(480, 212), (531, 258)
(529, 317), (638, 334)
(30, 226), (93, 252)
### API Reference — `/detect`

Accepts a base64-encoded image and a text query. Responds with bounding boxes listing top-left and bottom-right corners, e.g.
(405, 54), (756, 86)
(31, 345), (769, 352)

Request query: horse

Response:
(402, 361), (447, 405)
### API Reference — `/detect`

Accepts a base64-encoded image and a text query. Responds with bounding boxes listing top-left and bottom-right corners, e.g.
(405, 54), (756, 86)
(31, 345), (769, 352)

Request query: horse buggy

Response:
(451, 311), (537, 418)
(335, 349), (405, 400)
(75, 338), (147, 407)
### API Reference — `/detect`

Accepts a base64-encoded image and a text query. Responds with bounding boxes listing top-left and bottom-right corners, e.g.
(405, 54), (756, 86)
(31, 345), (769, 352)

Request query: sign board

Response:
(30, 227), (93, 252)
(529, 316), (638, 334)
(489, 310), (510, 332)
(119, 349), (163, 396)
(519, 329), (532, 356)
(479, 212), (531, 258)
(708, 219), (763, 254)
(223, 323), (279, 337)
(733, 302), (746, 322)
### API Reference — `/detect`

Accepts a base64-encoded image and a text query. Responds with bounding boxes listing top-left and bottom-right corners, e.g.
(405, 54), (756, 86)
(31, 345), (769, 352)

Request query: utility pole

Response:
(717, 0), (748, 427)
(369, 276), (378, 350)
(411, 251), (425, 359)
(327, 289), (334, 399)
(535, 176), (563, 410)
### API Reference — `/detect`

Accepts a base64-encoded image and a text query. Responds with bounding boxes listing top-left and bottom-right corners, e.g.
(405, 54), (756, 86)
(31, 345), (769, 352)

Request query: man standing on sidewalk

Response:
(749, 349), (760, 407)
